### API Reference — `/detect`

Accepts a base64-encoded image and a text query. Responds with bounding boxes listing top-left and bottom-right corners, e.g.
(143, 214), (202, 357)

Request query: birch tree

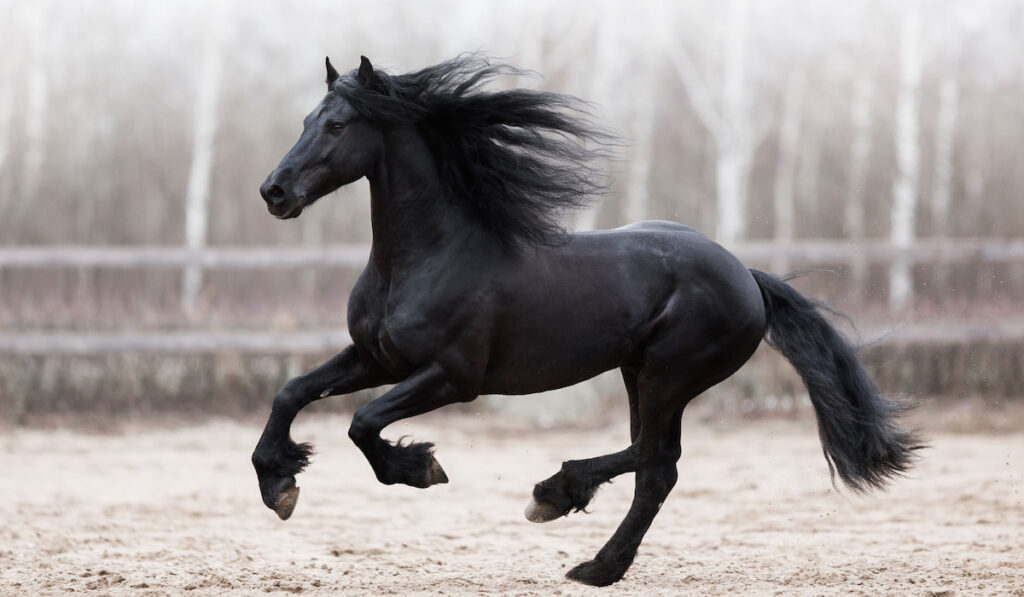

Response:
(844, 77), (875, 302)
(771, 69), (805, 273)
(20, 2), (49, 207)
(622, 80), (657, 224)
(0, 59), (12, 182)
(889, 0), (922, 310)
(714, 0), (752, 245)
(661, 0), (756, 246)
(929, 74), (958, 292)
(574, 0), (626, 232)
(182, 7), (224, 313)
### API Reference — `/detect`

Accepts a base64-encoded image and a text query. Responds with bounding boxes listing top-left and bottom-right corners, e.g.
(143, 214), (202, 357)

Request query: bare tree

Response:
(715, 0), (753, 245)
(0, 63), (12, 179)
(182, 7), (225, 313)
(19, 2), (49, 207)
(844, 77), (875, 302)
(929, 74), (958, 292)
(574, 0), (625, 232)
(889, 0), (922, 310)
(662, 0), (756, 245)
(771, 69), (805, 272)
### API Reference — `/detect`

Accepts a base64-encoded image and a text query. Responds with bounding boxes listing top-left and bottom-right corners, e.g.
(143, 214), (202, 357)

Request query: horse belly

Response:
(481, 346), (624, 395)
(480, 305), (637, 395)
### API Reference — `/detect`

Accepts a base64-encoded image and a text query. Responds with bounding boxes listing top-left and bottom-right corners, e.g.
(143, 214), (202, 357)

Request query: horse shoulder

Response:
(379, 261), (500, 381)
(347, 264), (390, 353)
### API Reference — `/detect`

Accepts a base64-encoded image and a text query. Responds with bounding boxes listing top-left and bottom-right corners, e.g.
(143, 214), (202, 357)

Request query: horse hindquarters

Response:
(749, 269), (923, 491)
(534, 270), (768, 586)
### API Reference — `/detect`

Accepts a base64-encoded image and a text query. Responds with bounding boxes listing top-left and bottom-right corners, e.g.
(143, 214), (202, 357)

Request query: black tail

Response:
(750, 269), (923, 492)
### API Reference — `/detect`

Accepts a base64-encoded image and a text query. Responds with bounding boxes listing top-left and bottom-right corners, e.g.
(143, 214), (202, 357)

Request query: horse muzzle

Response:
(260, 176), (304, 219)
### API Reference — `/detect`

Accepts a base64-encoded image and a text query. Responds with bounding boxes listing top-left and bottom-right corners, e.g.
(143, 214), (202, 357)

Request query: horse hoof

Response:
(566, 559), (623, 587)
(524, 498), (564, 523)
(428, 456), (449, 485)
(273, 482), (300, 521)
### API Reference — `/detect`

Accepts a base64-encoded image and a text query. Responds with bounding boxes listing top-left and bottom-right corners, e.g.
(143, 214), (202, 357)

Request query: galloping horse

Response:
(251, 55), (920, 586)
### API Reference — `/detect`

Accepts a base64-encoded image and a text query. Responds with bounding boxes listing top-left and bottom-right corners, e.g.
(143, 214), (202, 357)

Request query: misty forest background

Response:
(1, 0), (1023, 424)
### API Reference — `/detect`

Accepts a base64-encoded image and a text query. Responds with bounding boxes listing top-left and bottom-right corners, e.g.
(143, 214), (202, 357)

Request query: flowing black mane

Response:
(335, 55), (614, 246)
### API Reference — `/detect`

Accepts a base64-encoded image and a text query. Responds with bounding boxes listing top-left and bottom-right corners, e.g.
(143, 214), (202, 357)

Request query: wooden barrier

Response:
(1, 240), (1022, 354)
(0, 239), (1023, 269)
(2, 321), (1024, 354)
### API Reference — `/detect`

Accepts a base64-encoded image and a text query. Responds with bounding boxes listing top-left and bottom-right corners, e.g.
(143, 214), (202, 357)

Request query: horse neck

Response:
(366, 126), (477, 275)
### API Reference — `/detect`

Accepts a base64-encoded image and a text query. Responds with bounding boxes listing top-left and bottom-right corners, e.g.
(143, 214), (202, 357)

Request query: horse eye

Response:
(328, 121), (345, 132)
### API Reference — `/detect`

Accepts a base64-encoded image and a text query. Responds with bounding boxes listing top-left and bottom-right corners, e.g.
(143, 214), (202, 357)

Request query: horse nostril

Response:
(262, 183), (286, 205)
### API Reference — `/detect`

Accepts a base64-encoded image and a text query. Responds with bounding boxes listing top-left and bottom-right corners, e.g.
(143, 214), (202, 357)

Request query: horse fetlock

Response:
(531, 471), (597, 517)
(377, 440), (448, 488)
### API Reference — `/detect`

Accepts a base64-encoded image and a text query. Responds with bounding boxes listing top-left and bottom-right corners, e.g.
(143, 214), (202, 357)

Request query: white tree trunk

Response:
(20, 3), (48, 203)
(961, 108), (989, 297)
(623, 82), (656, 224)
(715, 144), (748, 245)
(574, 0), (621, 233)
(889, 0), (922, 310)
(661, 3), (755, 243)
(771, 70), (804, 273)
(0, 71), (11, 176)
(844, 77), (874, 302)
(773, 71), (804, 244)
(714, 0), (751, 245)
(797, 124), (821, 220)
(182, 13), (224, 313)
(930, 75), (958, 294)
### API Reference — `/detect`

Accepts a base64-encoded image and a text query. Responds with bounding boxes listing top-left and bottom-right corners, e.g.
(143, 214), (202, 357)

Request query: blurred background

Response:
(1, 0), (1022, 427)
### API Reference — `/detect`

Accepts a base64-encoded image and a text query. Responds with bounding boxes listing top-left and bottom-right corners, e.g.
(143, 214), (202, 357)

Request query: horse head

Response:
(259, 57), (383, 219)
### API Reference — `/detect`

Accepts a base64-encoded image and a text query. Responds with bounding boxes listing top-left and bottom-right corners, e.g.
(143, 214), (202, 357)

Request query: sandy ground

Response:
(0, 413), (1022, 596)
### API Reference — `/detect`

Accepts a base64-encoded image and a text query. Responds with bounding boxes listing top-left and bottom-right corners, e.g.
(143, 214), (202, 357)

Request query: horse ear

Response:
(357, 55), (375, 86)
(325, 57), (340, 88)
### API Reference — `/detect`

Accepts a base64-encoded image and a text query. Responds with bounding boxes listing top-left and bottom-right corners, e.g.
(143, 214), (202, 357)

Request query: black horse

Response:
(252, 55), (921, 586)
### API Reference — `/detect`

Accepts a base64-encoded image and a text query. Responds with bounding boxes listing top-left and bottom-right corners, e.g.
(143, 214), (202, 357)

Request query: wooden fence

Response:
(1, 239), (1023, 354)
(2, 239), (1023, 268)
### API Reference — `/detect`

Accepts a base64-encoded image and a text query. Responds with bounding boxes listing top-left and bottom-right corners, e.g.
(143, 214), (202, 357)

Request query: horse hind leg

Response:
(623, 367), (641, 442)
(565, 409), (683, 586)
(524, 368), (644, 523)
(562, 322), (761, 585)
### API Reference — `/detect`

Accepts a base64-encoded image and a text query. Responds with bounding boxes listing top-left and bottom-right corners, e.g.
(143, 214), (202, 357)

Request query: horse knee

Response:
(348, 406), (376, 443)
(273, 377), (307, 413)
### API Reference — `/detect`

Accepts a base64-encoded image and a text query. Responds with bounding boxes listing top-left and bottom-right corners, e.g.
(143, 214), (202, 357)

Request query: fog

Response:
(2, 0), (1023, 417)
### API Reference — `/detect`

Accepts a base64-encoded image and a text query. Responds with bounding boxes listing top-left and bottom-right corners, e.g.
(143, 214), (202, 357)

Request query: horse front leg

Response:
(251, 345), (397, 519)
(347, 362), (471, 488)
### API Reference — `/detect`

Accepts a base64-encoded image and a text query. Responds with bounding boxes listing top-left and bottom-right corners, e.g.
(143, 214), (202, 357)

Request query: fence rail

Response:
(0, 245), (369, 268)
(2, 321), (1023, 355)
(0, 331), (353, 354)
(1, 239), (1023, 269)
(2, 240), (1023, 354)
(731, 239), (1024, 263)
